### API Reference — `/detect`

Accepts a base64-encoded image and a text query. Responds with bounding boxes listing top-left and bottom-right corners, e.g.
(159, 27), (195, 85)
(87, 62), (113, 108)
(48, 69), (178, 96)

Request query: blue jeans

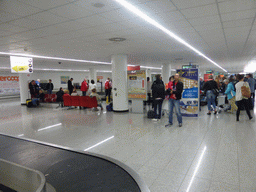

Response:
(206, 90), (216, 111)
(169, 99), (182, 124)
(153, 99), (163, 119)
(48, 89), (52, 94)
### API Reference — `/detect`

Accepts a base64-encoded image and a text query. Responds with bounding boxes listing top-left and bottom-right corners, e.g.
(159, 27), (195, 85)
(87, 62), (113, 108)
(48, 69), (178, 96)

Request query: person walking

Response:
(46, 79), (54, 94)
(81, 78), (88, 96)
(68, 78), (74, 95)
(235, 74), (252, 121)
(224, 78), (238, 113)
(203, 75), (218, 115)
(246, 73), (255, 109)
(165, 73), (183, 127)
(151, 74), (165, 121)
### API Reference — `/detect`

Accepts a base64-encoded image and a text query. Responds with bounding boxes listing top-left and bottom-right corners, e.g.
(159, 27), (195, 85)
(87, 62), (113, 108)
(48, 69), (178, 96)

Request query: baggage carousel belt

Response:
(0, 134), (141, 192)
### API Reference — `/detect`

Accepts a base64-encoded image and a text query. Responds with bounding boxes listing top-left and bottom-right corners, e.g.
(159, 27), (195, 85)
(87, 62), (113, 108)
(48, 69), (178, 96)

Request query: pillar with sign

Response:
(10, 56), (33, 105)
(128, 70), (147, 113)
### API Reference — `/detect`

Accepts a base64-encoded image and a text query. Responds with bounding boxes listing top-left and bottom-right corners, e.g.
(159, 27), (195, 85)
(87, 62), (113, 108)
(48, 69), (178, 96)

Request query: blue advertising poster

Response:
(177, 69), (199, 117)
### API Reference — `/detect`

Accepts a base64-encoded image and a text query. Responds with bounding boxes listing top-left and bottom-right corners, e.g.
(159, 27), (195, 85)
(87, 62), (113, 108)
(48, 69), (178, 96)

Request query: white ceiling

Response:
(0, 0), (255, 73)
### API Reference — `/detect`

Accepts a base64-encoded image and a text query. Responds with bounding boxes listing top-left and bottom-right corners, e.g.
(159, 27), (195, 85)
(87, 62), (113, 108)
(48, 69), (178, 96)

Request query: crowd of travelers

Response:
(149, 73), (255, 127)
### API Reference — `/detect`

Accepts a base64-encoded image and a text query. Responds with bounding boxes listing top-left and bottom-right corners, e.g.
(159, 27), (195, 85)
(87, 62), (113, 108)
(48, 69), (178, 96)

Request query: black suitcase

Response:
(147, 110), (155, 119)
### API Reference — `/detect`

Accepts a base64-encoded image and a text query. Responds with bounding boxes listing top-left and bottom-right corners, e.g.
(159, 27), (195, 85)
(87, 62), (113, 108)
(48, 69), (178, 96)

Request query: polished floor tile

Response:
(1, 98), (256, 191)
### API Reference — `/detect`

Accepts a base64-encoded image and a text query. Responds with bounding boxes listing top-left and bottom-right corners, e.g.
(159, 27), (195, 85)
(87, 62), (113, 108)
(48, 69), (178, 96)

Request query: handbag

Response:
(241, 83), (251, 98)
(212, 88), (219, 95)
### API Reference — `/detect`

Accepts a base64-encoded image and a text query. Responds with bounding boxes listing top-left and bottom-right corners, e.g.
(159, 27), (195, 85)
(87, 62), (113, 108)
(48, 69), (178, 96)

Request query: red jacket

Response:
(81, 81), (88, 92)
(105, 80), (110, 90)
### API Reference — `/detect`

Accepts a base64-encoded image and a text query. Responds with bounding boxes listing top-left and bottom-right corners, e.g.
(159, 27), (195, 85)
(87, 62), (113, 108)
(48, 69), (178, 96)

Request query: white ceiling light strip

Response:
(113, 0), (227, 72)
(0, 52), (112, 65)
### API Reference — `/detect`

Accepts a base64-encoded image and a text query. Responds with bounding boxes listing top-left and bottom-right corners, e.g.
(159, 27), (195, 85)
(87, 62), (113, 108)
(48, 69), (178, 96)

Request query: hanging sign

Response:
(10, 56), (33, 73)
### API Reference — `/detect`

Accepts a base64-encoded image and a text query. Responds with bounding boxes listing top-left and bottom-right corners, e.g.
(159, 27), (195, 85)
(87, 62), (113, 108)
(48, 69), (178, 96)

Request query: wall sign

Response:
(10, 56), (33, 73)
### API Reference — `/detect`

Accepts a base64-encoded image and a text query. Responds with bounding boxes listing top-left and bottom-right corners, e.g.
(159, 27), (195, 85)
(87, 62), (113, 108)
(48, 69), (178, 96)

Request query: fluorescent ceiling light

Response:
(114, 0), (227, 72)
(37, 123), (62, 132)
(244, 60), (256, 73)
(186, 146), (207, 192)
(84, 136), (114, 151)
(97, 70), (112, 73)
(0, 52), (112, 65)
(17, 134), (24, 137)
(35, 68), (89, 72)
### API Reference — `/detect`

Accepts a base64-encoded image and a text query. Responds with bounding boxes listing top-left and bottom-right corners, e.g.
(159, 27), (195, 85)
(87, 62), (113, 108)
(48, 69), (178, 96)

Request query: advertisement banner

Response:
(0, 75), (20, 96)
(177, 69), (199, 117)
(60, 76), (69, 84)
(128, 70), (147, 99)
(10, 56), (33, 73)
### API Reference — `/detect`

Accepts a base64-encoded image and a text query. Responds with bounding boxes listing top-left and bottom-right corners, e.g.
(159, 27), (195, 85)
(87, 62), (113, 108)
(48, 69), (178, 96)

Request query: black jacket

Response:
(151, 79), (165, 100)
(56, 90), (64, 102)
(172, 81), (183, 100)
(46, 83), (54, 90)
(29, 83), (39, 96)
(68, 80), (73, 90)
(203, 80), (218, 93)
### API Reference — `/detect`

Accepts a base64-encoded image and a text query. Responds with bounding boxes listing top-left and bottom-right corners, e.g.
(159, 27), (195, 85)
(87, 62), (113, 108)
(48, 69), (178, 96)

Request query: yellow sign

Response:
(127, 70), (147, 99)
(12, 65), (28, 72)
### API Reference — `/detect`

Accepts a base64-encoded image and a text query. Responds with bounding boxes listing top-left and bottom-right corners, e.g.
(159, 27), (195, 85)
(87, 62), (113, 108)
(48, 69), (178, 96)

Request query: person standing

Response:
(89, 79), (97, 94)
(46, 79), (54, 94)
(224, 78), (238, 113)
(165, 73), (183, 127)
(235, 74), (252, 121)
(246, 73), (255, 108)
(147, 77), (152, 105)
(68, 78), (74, 95)
(29, 80), (39, 99)
(81, 78), (88, 96)
(203, 75), (218, 115)
(105, 78), (111, 103)
(35, 79), (41, 88)
(151, 74), (165, 120)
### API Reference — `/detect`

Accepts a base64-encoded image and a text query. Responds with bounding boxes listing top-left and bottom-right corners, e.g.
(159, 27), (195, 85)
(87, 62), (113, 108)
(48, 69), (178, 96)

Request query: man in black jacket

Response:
(151, 74), (165, 120)
(165, 73), (183, 127)
(68, 78), (73, 95)
(29, 80), (39, 99)
(46, 79), (54, 94)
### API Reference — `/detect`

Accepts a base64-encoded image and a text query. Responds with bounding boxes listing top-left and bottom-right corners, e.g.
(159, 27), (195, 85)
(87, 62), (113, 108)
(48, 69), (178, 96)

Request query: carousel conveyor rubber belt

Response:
(0, 134), (149, 192)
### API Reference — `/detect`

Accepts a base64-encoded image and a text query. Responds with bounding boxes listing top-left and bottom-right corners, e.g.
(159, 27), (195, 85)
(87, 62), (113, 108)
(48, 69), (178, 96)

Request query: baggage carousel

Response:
(0, 134), (149, 192)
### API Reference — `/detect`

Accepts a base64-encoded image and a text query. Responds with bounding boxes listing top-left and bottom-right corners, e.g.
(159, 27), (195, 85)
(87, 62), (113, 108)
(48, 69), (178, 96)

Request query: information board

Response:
(128, 70), (147, 99)
(60, 76), (69, 84)
(10, 56), (33, 73)
(177, 69), (199, 117)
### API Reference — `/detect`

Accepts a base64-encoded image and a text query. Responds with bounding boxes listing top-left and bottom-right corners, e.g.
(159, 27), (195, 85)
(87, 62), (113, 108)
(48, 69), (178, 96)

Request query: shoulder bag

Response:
(241, 83), (251, 98)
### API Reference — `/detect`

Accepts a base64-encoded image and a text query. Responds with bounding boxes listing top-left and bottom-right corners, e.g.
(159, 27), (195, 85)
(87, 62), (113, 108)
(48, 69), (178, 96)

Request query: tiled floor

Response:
(1, 98), (256, 192)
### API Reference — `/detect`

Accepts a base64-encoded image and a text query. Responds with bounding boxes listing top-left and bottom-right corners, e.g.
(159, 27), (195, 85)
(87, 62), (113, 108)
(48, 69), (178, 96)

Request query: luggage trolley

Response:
(216, 94), (227, 113)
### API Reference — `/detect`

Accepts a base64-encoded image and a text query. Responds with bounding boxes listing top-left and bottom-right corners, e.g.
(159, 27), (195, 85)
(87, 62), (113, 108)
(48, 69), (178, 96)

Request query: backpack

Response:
(106, 103), (113, 111)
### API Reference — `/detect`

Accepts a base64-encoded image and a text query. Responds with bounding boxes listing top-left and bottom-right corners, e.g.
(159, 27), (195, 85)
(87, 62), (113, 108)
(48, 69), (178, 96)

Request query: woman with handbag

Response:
(203, 75), (218, 115)
(235, 74), (252, 121)
(224, 78), (238, 113)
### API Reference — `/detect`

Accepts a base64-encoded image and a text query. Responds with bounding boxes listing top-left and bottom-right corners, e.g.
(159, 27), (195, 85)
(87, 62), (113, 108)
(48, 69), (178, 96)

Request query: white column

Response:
(89, 68), (97, 82)
(111, 54), (128, 112)
(19, 73), (29, 105)
(147, 69), (151, 80)
(161, 64), (171, 84)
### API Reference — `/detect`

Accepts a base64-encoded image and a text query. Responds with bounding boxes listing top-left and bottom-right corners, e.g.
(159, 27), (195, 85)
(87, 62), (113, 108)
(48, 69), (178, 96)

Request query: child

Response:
(90, 88), (103, 110)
